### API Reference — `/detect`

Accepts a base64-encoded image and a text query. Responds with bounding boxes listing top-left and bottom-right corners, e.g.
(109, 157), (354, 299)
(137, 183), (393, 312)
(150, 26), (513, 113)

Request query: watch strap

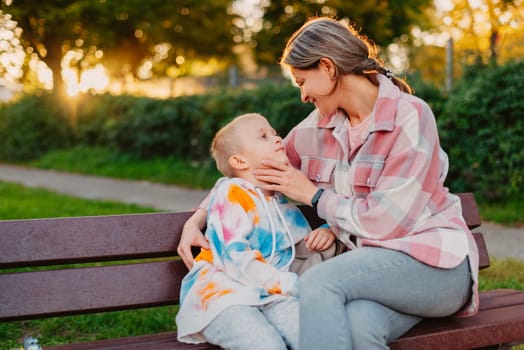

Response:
(311, 188), (325, 210)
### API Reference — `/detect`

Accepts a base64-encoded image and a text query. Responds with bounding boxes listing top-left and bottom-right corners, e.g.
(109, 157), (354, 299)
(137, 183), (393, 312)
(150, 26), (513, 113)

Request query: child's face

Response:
(237, 116), (288, 168)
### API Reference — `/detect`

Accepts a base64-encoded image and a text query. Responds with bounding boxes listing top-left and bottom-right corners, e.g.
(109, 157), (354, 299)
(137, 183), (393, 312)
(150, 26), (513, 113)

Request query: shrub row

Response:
(437, 60), (524, 200)
(0, 61), (522, 200)
(0, 93), (73, 160)
(63, 84), (312, 160)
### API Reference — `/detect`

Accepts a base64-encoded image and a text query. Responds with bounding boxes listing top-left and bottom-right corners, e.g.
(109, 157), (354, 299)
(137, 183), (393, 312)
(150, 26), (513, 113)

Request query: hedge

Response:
(1, 60), (522, 201)
(438, 60), (524, 200)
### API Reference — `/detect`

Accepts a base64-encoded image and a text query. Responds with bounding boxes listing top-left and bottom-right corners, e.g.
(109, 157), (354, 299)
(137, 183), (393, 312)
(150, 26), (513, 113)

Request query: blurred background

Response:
(0, 0), (523, 205)
(1, 0), (522, 99)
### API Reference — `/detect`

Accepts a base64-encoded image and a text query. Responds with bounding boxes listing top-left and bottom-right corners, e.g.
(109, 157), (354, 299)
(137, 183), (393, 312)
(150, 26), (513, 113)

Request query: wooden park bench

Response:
(1, 192), (523, 349)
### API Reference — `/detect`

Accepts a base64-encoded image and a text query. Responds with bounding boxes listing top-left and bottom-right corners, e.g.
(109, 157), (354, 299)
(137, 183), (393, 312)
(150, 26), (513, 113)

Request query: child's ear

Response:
(229, 154), (249, 170)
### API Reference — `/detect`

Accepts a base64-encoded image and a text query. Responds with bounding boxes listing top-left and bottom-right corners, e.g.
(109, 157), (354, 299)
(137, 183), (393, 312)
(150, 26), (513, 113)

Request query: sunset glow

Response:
(63, 64), (109, 97)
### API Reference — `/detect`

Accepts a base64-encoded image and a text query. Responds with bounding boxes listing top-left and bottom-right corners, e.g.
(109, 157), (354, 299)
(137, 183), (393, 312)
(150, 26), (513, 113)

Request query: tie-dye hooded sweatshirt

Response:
(176, 177), (311, 344)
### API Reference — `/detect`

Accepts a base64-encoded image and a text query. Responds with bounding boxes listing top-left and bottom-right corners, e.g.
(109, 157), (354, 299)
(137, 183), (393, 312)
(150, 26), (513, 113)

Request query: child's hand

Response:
(304, 227), (336, 251)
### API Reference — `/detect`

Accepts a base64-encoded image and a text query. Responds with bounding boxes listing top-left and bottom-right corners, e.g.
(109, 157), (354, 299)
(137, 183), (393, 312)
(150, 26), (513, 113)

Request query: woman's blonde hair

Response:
(280, 17), (411, 93)
(210, 113), (265, 178)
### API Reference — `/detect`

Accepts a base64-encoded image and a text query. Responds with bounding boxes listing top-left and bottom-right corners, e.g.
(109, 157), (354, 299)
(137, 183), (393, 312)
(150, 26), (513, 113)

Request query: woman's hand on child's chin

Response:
(254, 160), (318, 205)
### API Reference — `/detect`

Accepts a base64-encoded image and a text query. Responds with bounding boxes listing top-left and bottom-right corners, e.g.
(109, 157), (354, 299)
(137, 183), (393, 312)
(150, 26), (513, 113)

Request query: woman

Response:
(178, 17), (479, 349)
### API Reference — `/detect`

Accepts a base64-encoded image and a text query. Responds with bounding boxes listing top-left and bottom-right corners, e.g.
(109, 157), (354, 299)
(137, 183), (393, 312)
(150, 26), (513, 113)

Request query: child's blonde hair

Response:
(211, 113), (265, 177)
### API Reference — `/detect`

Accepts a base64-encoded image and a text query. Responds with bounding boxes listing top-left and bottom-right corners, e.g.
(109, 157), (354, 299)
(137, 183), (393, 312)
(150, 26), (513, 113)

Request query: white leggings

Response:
(202, 298), (299, 350)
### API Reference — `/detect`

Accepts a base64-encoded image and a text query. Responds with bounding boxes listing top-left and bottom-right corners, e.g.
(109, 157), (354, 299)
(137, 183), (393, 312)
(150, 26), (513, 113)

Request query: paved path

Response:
(1, 163), (522, 261)
(0, 163), (209, 212)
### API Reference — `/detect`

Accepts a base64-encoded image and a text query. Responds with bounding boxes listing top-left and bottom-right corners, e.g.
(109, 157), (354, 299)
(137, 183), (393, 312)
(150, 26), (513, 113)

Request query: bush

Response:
(0, 82), (311, 163)
(72, 82), (312, 161)
(2, 62), (522, 203)
(407, 71), (448, 119)
(438, 60), (524, 200)
(0, 93), (73, 161)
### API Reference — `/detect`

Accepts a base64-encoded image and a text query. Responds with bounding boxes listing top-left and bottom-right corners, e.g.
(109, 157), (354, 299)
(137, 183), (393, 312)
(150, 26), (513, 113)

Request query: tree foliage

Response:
(436, 0), (523, 65)
(252, 0), (435, 65)
(0, 10), (24, 86)
(1, 0), (239, 96)
(392, 0), (523, 90)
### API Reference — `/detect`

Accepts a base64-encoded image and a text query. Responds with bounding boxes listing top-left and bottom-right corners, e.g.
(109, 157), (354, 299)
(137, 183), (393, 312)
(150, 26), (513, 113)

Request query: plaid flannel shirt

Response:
(284, 75), (479, 316)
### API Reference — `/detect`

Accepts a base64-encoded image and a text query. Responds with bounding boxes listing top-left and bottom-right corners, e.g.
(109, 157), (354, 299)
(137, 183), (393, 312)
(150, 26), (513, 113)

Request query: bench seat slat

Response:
(0, 212), (193, 268)
(390, 289), (524, 350)
(0, 261), (188, 321)
(478, 288), (524, 309)
(45, 332), (219, 350)
(35, 289), (524, 350)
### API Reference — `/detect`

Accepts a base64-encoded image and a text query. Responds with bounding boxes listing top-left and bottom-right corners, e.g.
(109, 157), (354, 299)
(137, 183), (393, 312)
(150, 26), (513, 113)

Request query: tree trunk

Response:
(489, 29), (498, 63)
(44, 36), (66, 98)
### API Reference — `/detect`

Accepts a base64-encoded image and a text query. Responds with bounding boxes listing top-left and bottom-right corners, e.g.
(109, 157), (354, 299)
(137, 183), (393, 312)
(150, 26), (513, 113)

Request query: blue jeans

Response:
(299, 247), (472, 350)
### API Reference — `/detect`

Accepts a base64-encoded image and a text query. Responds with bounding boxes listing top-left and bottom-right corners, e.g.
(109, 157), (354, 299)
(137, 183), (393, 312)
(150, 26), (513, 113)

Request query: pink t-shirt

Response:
(349, 115), (373, 153)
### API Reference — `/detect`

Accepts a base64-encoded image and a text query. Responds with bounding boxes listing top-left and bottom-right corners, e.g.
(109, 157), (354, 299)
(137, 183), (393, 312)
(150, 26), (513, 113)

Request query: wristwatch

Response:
(311, 188), (324, 210)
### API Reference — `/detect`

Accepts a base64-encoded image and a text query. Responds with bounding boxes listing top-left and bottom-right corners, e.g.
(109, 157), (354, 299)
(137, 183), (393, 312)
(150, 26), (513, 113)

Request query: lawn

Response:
(0, 181), (158, 220)
(28, 146), (222, 191)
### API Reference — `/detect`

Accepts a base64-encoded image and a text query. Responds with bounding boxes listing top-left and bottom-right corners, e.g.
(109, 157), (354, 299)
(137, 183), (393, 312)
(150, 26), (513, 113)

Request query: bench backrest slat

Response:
(456, 192), (481, 229)
(297, 193), (482, 231)
(0, 211), (193, 268)
(0, 192), (488, 322)
(0, 261), (186, 322)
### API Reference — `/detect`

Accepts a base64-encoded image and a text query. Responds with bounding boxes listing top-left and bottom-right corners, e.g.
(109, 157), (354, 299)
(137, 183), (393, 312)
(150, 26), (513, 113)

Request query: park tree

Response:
(251, 0), (435, 65)
(404, 0), (523, 89)
(0, 10), (24, 90)
(436, 0), (523, 64)
(0, 0), (239, 97)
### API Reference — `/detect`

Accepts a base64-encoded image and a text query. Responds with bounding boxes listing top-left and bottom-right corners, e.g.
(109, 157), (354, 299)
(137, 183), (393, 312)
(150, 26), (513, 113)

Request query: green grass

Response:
(479, 257), (524, 291)
(28, 146), (222, 190)
(0, 307), (178, 349)
(477, 195), (524, 226)
(0, 181), (158, 220)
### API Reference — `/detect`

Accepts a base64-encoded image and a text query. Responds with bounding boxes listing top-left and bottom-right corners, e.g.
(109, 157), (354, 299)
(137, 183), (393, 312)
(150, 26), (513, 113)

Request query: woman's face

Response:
(290, 61), (339, 117)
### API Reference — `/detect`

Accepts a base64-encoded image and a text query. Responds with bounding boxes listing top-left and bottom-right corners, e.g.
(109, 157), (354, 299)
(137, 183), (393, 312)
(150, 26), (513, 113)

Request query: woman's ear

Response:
(229, 154), (249, 170)
(319, 57), (337, 79)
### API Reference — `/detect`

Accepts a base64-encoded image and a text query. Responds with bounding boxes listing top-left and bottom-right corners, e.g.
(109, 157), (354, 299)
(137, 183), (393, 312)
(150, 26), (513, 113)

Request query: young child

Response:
(176, 113), (336, 350)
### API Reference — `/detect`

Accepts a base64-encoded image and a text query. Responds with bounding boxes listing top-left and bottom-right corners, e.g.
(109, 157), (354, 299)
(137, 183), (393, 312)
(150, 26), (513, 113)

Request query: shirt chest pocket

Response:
(351, 157), (385, 195)
(300, 158), (336, 185)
